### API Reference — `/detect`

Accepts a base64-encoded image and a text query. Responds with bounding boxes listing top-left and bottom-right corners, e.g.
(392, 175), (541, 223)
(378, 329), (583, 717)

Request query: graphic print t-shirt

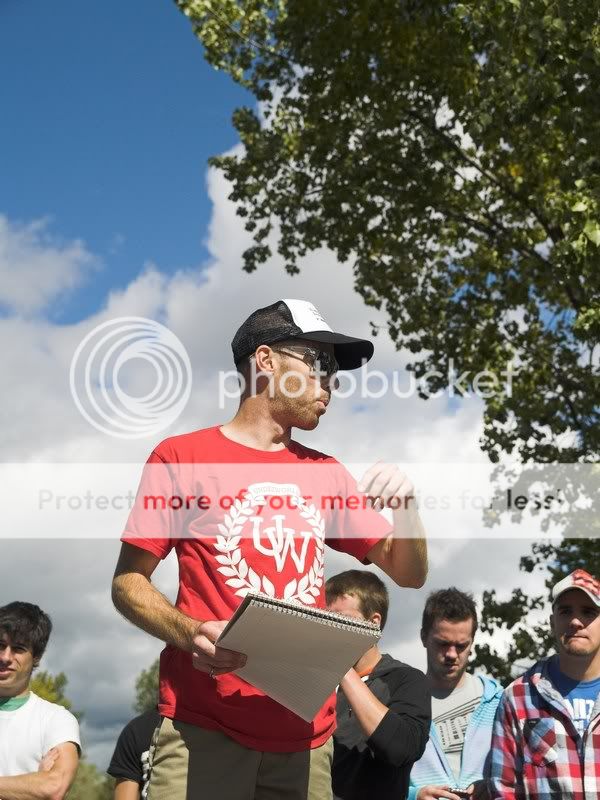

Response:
(122, 426), (392, 752)
(548, 656), (600, 737)
(431, 673), (483, 781)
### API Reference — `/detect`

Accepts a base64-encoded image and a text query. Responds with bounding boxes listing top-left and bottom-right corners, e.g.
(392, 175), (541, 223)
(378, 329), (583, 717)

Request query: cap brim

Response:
(291, 330), (374, 370)
(552, 586), (600, 607)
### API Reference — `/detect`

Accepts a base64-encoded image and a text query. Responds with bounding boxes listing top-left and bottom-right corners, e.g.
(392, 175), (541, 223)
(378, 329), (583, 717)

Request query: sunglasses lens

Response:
(315, 352), (338, 377)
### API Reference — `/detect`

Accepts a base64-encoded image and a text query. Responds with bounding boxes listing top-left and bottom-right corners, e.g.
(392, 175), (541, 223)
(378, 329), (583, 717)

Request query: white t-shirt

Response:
(0, 692), (81, 776)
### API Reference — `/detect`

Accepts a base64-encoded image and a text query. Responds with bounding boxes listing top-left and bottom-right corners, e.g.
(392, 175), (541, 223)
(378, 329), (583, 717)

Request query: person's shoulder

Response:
(498, 659), (546, 700)
(469, 673), (505, 718)
(289, 439), (335, 463)
(151, 426), (220, 462)
(472, 671), (504, 695)
(123, 709), (161, 742)
(28, 693), (79, 727)
(377, 654), (428, 684)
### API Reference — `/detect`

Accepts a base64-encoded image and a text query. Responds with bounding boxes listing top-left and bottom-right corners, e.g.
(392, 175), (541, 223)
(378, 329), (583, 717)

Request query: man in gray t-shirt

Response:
(408, 589), (503, 800)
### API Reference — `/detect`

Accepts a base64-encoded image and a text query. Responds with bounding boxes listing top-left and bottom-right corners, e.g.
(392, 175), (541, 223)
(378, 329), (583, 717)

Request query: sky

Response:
(0, 0), (559, 772)
(1, 0), (249, 322)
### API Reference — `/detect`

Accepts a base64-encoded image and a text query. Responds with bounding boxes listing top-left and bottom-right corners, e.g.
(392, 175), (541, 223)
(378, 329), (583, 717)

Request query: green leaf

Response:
(583, 220), (600, 246)
(134, 658), (160, 713)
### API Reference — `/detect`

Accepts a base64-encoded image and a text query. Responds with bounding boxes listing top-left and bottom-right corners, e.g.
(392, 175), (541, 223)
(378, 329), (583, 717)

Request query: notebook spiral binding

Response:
(249, 594), (381, 636)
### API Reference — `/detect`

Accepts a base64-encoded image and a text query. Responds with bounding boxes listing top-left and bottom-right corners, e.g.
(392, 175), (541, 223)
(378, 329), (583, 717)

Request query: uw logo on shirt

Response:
(213, 482), (325, 605)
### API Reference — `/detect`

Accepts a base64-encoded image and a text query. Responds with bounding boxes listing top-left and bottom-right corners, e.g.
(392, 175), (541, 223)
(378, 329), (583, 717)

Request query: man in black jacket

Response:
(326, 570), (431, 800)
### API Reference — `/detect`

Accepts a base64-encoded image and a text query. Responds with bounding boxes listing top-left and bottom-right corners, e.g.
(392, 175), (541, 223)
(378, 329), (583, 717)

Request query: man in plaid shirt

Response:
(490, 568), (600, 800)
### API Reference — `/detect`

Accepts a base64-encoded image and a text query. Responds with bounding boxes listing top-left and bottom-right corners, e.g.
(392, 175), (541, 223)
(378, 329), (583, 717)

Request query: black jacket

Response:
(332, 653), (431, 800)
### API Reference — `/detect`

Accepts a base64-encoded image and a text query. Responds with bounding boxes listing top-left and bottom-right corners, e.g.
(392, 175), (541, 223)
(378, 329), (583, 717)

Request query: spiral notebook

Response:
(217, 592), (381, 722)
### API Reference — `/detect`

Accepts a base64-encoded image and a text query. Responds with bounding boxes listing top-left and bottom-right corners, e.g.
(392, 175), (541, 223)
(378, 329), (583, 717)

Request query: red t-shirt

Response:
(122, 426), (392, 752)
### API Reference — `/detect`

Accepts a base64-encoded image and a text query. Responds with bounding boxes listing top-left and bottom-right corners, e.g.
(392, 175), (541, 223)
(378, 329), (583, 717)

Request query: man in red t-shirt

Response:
(112, 299), (428, 800)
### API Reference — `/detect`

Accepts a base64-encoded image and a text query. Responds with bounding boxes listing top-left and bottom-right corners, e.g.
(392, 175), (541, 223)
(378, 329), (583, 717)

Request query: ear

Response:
(254, 345), (276, 373)
(420, 628), (427, 647)
(371, 612), (382, 627)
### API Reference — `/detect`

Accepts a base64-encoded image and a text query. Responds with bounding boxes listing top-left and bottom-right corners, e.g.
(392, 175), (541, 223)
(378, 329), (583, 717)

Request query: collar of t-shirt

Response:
(548, 655), (600, 734)
(0, 693), (31, 712)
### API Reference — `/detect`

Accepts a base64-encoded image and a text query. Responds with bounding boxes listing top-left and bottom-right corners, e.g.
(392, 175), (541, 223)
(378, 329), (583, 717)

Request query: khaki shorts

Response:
(147, 717), (333, 800)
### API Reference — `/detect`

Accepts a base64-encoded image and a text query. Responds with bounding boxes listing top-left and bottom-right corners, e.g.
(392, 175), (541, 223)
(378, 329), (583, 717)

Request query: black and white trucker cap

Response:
(231, 299), (374, 370)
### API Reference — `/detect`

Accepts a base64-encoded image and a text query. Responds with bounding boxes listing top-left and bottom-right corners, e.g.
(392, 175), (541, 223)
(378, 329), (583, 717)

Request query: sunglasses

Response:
(273, 345), (339, 377)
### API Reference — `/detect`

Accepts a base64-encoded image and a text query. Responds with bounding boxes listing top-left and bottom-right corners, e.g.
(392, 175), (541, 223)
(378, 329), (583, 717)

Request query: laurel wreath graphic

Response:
(214, 492), (325, 604)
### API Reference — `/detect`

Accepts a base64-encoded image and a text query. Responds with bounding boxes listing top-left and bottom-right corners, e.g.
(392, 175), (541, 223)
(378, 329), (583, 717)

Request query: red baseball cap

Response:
(552, 569), (600, 607)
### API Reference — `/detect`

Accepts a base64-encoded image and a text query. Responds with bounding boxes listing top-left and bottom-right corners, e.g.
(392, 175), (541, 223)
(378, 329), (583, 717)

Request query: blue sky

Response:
(1, 0), (248, 322)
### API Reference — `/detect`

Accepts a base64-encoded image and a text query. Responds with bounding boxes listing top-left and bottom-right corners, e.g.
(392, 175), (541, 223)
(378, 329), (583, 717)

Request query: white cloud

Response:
(0, 216), (95, 315)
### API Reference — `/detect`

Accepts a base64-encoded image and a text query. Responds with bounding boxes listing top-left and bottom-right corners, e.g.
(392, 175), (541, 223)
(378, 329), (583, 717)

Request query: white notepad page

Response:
(217, 594), (381, 721)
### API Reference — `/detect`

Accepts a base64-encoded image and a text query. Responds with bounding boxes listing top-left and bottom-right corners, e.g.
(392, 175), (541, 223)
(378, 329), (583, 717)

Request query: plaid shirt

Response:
(491, 658), (600, 800)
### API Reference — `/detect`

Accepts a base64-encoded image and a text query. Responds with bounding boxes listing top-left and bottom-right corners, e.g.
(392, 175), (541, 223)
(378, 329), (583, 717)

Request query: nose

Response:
(445, 647), (458, 660)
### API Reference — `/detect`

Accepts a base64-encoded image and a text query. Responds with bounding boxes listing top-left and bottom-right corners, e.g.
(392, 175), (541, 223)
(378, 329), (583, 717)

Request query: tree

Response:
(66, 763), (114, 800)
(175, 0), (600, 462)
(472, 537), (600, 684)
(30, 671), (113, 800)
(134, 658), (159, 713)
(30, 671), (74, 711)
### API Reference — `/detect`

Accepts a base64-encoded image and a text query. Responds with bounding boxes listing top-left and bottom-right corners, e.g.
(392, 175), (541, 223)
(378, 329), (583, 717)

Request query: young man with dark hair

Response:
(491, 569), (600, 800)
(112, 300), (428, 800)
(409, 588), (503, 800)
(0, 602), (80, 799)
(326, 570), (431, 800)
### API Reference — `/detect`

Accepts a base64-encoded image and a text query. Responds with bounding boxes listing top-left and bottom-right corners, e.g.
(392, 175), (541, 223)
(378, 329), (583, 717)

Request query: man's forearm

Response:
(112, 572), (200, 652)
(389, 503), (428, 587)
(339, 668), (388, 737)
(369, 502), (428, 588)
(367, 512), (428, 588)
(0, 771), (62, 800)
(114, 778), (142, 799)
